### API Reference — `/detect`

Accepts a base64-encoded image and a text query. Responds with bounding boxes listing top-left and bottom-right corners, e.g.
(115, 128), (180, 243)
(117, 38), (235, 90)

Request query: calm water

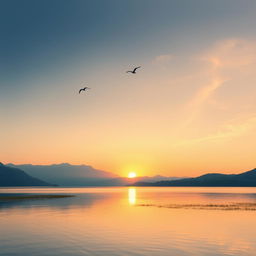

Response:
(1, 187), (256, 256)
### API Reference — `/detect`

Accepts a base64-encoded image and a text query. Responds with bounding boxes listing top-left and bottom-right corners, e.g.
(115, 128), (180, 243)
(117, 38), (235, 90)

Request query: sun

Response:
(128, 172), (137, 178)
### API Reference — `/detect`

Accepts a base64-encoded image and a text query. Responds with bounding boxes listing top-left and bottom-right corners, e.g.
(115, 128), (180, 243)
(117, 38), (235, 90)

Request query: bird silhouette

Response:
(79, 87), (91, 94)
(126, 66), (141, 74)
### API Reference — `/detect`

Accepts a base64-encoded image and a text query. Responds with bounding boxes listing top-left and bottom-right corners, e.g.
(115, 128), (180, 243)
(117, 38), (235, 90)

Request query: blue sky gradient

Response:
(2, 0), (256, 176)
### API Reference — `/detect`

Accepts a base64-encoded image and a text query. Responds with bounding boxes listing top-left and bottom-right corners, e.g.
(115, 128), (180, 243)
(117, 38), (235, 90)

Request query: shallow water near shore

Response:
(1, 187), (256, 256)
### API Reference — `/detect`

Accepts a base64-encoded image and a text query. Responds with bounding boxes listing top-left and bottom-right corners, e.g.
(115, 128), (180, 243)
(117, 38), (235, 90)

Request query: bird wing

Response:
(133, 66), (141, 72)
(79, 88), (83, 94)
(126, 71), (132, 73)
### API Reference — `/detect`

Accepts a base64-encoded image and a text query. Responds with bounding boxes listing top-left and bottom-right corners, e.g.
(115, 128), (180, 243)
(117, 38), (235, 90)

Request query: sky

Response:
(1, 0), (256, 177)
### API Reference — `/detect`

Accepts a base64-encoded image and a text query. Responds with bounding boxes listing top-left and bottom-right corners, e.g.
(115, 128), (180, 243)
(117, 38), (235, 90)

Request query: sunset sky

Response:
(1, 0), (256, 177)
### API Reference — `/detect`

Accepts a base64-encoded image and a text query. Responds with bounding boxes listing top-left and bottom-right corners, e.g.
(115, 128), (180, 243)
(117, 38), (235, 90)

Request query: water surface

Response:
(1, 187), (256, 256)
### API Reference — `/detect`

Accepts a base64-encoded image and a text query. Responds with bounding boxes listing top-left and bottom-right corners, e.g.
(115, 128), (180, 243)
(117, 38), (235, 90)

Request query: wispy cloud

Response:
(178, 115), (256, 146)
(185, 77), (228, 125)
(184, 38), (256, 126)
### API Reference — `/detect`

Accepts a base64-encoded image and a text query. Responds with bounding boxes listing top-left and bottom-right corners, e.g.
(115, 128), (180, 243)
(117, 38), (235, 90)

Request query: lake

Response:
(0, 187), (256, 256)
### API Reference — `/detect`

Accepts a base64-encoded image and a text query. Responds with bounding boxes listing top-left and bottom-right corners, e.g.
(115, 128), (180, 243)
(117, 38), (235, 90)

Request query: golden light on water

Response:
(128, 188), (136, 205)
(128, 172), (137, 178)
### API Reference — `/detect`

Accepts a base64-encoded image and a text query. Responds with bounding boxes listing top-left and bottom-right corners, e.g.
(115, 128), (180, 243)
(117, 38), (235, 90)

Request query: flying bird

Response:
(126, 66), (141, 74)
(79, 87), (91, 94)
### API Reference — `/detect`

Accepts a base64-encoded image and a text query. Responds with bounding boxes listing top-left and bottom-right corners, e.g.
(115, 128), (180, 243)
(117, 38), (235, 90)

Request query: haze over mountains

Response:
(6, 163), (182, 186)
(7, 163), (117, 186)
(133, 168), (256, 187)
(0, 163), (53, 187)
(3, 162), (256, 187)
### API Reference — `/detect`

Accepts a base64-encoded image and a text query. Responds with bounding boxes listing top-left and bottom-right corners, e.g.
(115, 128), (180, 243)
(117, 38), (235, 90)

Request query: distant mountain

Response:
(91, 175), (183, 186)
(134, 175), (187, 183)
(133, 168), (256, 187)
(6, 163), (183, 186)
(0, 163), (54, 186)
(7, 163), (118, 186)
(113, 175), (185, 186)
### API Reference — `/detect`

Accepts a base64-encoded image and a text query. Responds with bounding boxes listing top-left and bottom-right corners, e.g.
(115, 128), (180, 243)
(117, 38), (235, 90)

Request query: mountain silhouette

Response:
(6, 163), (183, 186)
(0, 163), (54, 186)
(7, 163), (118, 186)
(132, 168), (256, 187)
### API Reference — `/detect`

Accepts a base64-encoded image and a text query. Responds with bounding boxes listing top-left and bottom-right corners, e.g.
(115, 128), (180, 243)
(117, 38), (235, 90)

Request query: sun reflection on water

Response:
(128, 188), (136, 205)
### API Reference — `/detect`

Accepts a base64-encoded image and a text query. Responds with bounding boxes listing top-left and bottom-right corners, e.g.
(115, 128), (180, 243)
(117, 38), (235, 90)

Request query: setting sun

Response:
(128, 172), (137, 178)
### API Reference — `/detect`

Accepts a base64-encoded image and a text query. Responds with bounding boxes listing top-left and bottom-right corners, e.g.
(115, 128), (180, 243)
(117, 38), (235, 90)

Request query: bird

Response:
(79, 87), (91, 94)
(126, 66), (141, 74)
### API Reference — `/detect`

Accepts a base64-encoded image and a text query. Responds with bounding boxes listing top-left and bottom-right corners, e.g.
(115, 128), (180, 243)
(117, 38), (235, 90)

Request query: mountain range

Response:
(133, 168), (256, 187)
(4, 162), (256, 187)
(4, 163), (181, 186)
(0, 163), (54, 186)
(7, 163), (117, 186)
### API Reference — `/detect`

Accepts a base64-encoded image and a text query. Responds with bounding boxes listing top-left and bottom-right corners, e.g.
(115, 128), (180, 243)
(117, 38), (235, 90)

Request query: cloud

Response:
(185, 77), (228, 125)
(184, 38), (256, 125)
(202, 39), (256, 70)
(178, 115), (256, 146)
